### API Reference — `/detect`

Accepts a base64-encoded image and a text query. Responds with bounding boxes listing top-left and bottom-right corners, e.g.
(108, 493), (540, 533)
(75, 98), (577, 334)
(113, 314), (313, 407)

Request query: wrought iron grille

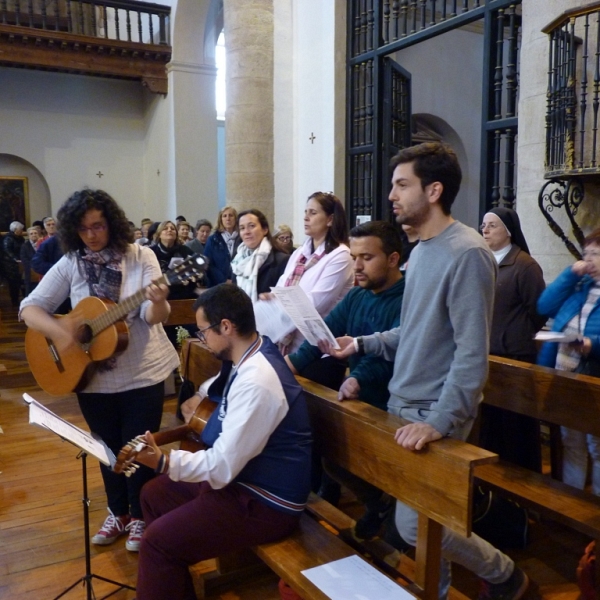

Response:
(347, 0), (522, 225)
(481, 3), (521, 211)
(543, 6), (600, 177)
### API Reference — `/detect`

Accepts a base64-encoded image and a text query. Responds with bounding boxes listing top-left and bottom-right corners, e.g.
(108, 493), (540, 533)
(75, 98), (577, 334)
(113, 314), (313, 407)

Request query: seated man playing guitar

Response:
(132, 284), (312, 600)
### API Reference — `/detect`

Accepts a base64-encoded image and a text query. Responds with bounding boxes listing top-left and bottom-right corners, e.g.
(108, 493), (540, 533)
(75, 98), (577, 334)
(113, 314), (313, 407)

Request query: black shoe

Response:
(478, 567), (529, 600)
(353, 498), (394, 541)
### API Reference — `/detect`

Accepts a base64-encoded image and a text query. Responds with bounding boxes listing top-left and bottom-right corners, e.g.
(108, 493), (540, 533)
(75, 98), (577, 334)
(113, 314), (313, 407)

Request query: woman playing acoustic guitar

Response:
(20, 189), (180, 552)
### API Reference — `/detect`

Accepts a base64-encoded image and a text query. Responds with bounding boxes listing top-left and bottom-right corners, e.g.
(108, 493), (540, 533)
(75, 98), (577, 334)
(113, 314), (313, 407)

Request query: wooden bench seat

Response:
(180, 339), (497, 599)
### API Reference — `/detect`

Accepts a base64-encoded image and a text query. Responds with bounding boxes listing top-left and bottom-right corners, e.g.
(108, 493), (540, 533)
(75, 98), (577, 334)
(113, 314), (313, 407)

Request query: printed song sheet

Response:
(301, 555), (415, 600)
(23, 393), (114, 466)
(270, 286), (340, 349)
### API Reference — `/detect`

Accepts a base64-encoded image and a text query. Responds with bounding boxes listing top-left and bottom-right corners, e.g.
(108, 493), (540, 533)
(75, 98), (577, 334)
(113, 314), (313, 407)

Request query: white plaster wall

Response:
(518, 0), (583, 283)
(168, 0), (219, 225)
(0, 67), (147, 223)
(274, 0), (342, 241)
(393, 28), (484, 229)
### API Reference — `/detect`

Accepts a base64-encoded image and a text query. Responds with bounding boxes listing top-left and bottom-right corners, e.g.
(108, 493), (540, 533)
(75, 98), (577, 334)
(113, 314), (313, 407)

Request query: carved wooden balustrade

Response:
(0, 0), (171, 93)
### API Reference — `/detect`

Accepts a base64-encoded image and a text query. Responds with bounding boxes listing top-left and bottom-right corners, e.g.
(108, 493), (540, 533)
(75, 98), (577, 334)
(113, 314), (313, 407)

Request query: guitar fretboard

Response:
(89, 274), (168, 336)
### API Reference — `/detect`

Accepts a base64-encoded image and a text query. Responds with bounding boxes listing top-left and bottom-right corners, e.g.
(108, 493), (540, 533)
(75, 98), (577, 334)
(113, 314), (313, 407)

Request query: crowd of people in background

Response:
(0, 207), (301, 308)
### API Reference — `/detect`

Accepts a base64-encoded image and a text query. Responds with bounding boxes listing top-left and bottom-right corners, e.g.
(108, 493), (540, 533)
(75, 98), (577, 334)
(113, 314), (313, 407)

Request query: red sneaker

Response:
(91, 509), (130, 545)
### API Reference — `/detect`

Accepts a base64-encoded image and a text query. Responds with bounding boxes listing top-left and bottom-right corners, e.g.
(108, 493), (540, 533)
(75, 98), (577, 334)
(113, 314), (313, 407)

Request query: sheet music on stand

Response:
(23, 393), (115, 467)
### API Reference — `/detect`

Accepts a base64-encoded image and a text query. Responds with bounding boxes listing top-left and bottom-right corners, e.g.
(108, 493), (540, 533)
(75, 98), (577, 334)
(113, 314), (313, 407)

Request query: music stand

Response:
(22, 394), (136, 600)
(53, 450), (136, 600)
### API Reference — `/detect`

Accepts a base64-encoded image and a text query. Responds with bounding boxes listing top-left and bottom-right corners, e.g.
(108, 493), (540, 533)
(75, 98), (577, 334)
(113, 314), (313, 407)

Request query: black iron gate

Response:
(346, 0), (522, 224)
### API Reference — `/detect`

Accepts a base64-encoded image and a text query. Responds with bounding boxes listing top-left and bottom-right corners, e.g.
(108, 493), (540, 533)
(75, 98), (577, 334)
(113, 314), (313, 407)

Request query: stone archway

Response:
(0, 154), (51, 227)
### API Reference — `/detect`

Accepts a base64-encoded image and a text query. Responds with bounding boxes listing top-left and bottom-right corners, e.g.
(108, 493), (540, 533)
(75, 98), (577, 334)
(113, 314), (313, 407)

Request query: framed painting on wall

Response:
(0, 176), (29, 232)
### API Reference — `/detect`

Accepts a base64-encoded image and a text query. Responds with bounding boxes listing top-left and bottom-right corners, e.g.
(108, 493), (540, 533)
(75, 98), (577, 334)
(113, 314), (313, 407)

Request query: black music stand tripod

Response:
(53, 449), (136, 600)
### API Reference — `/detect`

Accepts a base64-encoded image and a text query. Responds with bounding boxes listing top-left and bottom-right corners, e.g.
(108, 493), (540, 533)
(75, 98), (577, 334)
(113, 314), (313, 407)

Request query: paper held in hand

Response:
(23, 393), (115, 466)
(535, 331), (583, 344)
(271, 286), (341, 349)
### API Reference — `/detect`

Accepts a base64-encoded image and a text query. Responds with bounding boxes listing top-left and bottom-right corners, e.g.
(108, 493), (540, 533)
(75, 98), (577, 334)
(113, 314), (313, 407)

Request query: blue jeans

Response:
(388, 403), (514, 599)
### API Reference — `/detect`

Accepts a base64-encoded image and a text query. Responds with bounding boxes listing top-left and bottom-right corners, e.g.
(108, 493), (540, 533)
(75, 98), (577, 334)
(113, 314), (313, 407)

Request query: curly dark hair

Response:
(56, 189), (133, 254)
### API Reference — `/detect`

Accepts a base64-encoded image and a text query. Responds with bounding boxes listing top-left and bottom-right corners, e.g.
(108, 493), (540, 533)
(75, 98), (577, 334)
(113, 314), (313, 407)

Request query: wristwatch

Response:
(355, 336), (365, 356)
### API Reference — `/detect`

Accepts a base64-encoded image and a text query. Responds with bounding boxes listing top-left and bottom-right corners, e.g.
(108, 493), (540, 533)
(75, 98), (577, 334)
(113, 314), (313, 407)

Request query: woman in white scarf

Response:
(231, 209), (290, 302)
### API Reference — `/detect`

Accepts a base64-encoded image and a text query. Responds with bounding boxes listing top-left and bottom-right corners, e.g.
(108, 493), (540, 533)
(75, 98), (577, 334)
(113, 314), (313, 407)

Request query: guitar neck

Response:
(90, 274), (168, 336)
(154, 424), (193, 447)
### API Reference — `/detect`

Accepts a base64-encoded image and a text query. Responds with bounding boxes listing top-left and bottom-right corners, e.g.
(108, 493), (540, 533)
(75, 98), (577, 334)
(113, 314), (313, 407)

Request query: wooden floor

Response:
(0, 285), (590, 599)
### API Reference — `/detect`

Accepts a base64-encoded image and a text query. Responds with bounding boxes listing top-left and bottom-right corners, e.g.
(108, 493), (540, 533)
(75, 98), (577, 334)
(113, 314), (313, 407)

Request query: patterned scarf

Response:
(79, 247), (123, 371)
(283, 251), (325, 287)
(221, 230), (239, 257)
(230, 237), (272, 302)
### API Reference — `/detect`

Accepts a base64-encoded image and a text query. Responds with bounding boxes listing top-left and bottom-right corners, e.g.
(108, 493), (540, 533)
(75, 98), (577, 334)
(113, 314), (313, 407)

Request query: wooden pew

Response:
(477, 356), (600, 547)
(181, 339), (497, 599)
(165, 298), (198, 327)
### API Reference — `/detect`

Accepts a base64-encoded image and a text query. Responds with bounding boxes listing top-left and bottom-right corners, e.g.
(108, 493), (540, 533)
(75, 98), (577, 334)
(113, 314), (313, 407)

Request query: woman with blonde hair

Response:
(204, 206), (242, 286)
(150, 220), (197, 300)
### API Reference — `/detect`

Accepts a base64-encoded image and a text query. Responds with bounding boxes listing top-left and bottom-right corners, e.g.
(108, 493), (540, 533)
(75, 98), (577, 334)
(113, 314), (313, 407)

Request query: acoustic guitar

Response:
(114, 397), (217, 476)
(25, 254), (207, 396)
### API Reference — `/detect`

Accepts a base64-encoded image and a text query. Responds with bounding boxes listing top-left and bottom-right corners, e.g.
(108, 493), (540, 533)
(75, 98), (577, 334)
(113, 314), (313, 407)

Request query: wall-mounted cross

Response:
(309, 132), (316, 144)
(96, 171), (104, 178)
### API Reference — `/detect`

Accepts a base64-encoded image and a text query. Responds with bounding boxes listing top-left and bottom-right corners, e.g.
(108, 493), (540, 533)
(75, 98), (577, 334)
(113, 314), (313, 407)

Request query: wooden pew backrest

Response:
(485, 355), (600, 437)
(299, 377), (497, 537)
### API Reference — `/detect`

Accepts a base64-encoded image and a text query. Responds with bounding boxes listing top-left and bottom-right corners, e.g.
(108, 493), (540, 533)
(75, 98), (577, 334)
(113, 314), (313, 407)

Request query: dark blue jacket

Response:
(537, 266), (600, 367)
(201, 336), (312, 514)
(32, 236), (63, 275)
(204, 232), (241, 287)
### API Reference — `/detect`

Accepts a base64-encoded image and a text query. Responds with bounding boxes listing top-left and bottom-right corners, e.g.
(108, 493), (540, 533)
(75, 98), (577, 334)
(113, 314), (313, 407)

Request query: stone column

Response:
(224, 0), (274, 224)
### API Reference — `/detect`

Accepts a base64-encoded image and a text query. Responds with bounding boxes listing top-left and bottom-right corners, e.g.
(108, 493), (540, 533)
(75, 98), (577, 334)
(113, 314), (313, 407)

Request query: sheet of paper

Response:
(270, 286), (340, 349)
(535, 331), (582, 343)
(253, 298), (295, 343)
(23, 393), (114, 466)
(301, 555), (415, 600)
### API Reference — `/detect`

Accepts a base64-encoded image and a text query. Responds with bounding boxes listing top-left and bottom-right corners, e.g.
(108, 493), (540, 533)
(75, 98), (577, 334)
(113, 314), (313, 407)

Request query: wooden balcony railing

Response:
(0, 0), (171, 93)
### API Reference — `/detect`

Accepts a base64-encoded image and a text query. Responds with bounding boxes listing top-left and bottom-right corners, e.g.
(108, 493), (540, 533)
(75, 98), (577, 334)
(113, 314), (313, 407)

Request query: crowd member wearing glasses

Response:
(273, 224), (294, 253)
(266, 192), (354, 355)
(479, 207), (546, 472)
(20, 189), (179, 553)
(150, 220), (199, 300)
(133, 284), (312, 600)
(538, 227), (600, 496)
(231, 209), (290, 302)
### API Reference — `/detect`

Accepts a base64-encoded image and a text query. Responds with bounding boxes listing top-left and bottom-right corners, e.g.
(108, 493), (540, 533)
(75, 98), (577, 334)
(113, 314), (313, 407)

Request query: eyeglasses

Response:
(277, 236), (292, 242)
(78, 223), (107, 235)
(195, 323), (220, 343)
(480, 223), (501, 231)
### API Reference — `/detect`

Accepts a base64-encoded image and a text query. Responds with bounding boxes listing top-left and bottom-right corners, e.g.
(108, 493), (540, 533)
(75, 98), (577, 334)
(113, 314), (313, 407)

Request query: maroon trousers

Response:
(137, 476), (300, 600)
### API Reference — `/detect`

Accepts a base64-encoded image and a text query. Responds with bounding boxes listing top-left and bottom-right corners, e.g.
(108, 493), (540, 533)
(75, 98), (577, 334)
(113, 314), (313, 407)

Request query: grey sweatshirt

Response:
(363, 221), (496, 437)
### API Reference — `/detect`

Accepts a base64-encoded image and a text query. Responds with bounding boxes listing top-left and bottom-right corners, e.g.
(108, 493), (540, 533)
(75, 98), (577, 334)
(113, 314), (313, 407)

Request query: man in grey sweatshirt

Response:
(327, 142), (528, 600)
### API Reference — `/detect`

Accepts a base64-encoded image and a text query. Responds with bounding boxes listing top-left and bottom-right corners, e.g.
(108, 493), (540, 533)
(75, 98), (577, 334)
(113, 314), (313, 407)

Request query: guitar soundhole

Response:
(77, 323), (93, 345)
